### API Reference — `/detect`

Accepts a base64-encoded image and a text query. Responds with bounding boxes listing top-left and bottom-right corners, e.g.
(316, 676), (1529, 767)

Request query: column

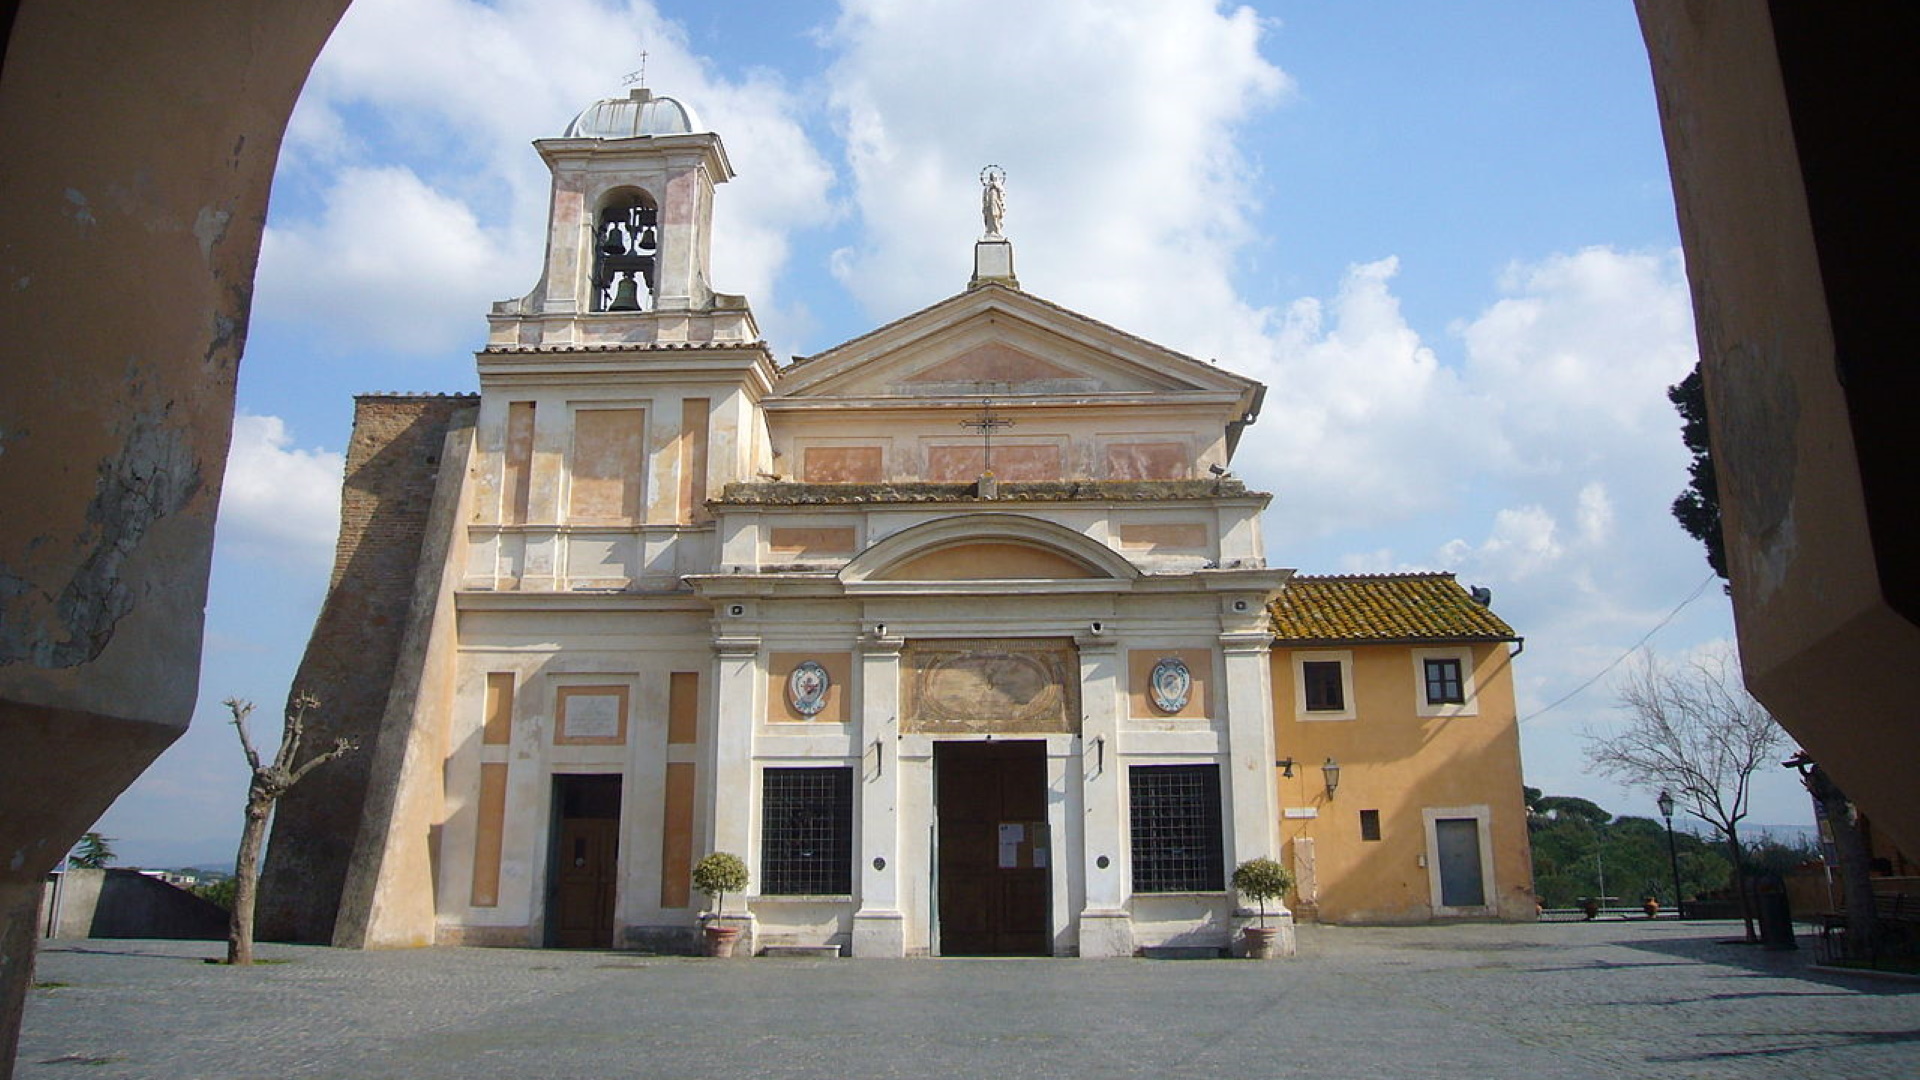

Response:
(852, 629), (906, 957)
(1075, 635), (1132, 958)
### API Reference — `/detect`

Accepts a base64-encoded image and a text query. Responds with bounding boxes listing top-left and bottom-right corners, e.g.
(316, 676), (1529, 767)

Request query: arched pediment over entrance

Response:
(840, 514), (1141, 587)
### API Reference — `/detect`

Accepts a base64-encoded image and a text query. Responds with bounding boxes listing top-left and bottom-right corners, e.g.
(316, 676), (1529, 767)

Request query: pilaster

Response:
(709, 634), (760, 888)
(1221, 628), (1293, 957)
(1075, 634), (1133, 958)
(853, 628), (907, 957)
(1219, 630), (1280, 870)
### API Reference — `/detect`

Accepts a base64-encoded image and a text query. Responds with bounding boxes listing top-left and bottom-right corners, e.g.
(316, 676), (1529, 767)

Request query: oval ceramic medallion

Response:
(788, 661), (831, 716)
(1149, 657), (1192, 714)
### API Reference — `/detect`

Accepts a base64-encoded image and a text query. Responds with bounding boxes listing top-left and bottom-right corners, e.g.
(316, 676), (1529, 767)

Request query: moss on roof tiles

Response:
(1269, 573), (1516, 644)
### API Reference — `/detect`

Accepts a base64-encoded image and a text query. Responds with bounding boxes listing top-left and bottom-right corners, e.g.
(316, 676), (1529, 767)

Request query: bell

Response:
(634, 225), (657, 252)
(608, 273), (641, 311)
(600, 222), (628, 256)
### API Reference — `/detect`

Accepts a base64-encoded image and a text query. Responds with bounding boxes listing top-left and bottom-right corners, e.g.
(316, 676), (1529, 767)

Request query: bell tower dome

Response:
(488, 86), (756, 347)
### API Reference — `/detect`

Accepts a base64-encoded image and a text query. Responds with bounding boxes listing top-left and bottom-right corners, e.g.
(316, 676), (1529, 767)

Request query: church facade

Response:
(260, 87), (1532, 957)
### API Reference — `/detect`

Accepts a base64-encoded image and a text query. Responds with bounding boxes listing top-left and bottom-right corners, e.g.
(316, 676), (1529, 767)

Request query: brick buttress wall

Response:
(257, 394), (477, 944)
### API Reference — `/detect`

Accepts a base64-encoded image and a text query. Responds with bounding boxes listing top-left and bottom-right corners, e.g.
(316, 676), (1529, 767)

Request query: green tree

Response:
(69, 831), (115, 869)
(1668, 363), (1727, 580)
(1739, 832), (1823, 877)
(191, 876), (237, 911)
(1527, 795), (1733, 909)
(1534, 795), (1611, 828)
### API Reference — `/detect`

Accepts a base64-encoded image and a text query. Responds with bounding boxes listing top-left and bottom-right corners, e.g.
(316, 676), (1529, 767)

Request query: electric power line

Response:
(1523, 571), (1718, 723)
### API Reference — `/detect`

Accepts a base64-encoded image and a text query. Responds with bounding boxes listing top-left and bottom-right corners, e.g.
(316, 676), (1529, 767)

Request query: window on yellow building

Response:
(1303, 661), (1345, 711)
(1423, 658), (1465, 705)
(1359, 809), (1382, 842)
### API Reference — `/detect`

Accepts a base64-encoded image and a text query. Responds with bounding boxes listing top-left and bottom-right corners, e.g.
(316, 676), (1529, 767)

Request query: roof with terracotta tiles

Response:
(1268, 573), (1517, 644)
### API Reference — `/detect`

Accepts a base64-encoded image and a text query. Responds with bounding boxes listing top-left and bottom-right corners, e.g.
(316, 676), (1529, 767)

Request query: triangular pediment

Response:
(772, 285), (1259, 404)
(902, 342), (1087, 392)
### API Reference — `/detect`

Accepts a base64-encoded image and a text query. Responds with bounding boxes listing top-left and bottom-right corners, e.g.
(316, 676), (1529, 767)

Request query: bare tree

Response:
(1586, 648), (1787, 941)
(225, 694), (354, 965)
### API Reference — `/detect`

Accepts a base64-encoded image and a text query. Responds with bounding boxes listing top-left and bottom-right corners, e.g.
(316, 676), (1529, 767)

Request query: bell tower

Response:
(488, 86), (756, 347)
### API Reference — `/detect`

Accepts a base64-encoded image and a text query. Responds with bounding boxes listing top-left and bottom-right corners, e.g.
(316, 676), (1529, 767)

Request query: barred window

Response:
(1423, 658), (1465, 705)
(1302, 660), (1345, 712)
(761, 767), (853, 895)
(1129, 764), (1225, 892)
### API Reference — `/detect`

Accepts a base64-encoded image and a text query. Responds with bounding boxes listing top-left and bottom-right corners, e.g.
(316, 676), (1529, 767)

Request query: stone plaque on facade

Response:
(903, 638), (1079, 734)
(555, 687), (628, 744)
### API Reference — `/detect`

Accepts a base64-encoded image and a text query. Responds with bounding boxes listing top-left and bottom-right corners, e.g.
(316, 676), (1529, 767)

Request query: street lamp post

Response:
(1657, 789), (1683, 918)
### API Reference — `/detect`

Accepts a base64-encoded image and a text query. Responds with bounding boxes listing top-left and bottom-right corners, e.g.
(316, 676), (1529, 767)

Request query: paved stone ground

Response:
(16, 920), (1920, 1079)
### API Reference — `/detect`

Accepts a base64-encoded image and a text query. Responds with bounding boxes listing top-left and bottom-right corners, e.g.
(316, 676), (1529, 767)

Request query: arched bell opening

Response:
(591, 187), (659, 313)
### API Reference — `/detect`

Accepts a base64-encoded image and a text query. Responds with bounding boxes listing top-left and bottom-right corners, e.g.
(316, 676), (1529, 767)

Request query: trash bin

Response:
(1757, 882), (1797, 951)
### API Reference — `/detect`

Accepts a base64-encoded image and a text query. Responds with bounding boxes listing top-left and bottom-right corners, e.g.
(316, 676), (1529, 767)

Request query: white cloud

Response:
(1461, 246), (1696, 477)
(1238, 257), (1494, 539)
(256, 165), (516, 354)
(1575, 481), (1613, 546)
(217, 414), (344, 568)
(258, 0), (835, 357)
(1442, 504), (1564, 582)
(824, 0), (1289, 342)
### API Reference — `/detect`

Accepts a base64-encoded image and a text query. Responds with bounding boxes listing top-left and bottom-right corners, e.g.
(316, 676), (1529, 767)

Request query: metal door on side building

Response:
(1434, 817), (1486, 909)
(934, 740), (1050, 955)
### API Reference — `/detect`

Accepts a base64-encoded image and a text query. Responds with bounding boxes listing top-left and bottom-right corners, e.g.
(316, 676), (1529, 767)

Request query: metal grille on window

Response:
(761, 767), (853, 895)
(1424, 658), (1464, 704)
(1129, 764), (1225, 892)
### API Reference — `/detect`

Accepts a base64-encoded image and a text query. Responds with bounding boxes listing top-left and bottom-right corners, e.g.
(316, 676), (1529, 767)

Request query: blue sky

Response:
(95, 0), (1812, 869)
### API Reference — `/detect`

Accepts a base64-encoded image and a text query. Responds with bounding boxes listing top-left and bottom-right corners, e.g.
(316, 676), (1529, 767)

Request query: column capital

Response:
(1074, 634), (1119, 656)
(1218, 630), (1275, 654)
(713, 635), (760, 658)
(859, 634), (905, 658)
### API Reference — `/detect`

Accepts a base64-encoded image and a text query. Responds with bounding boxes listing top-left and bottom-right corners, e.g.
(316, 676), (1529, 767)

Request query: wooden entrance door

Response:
(549, 775), (621, 948)
(935, 741), (1050, 955)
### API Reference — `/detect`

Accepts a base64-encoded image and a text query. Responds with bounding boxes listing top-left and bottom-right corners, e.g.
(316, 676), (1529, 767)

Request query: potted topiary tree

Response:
(1231, 857), (1294, 959)
(691, 851), (750, 958)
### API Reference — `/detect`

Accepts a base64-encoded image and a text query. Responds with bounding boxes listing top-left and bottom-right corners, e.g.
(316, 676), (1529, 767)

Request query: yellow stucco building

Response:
(1270, 575), (1533, 923)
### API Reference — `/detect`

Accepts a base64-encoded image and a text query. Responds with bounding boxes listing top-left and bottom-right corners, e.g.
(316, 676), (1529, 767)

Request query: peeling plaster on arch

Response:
(0, 393), (202, 669)
(193, 205), (233, 266)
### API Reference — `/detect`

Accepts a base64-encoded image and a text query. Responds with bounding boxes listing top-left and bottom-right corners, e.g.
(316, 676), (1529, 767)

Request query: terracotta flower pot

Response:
(1242, 926), (1281, 960)
(704, 924), (743, 958)
(1643, 898), (1661, 919)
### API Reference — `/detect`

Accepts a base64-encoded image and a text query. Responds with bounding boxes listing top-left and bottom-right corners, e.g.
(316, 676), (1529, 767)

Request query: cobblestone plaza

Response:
(19, 920), (1919, 1079)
